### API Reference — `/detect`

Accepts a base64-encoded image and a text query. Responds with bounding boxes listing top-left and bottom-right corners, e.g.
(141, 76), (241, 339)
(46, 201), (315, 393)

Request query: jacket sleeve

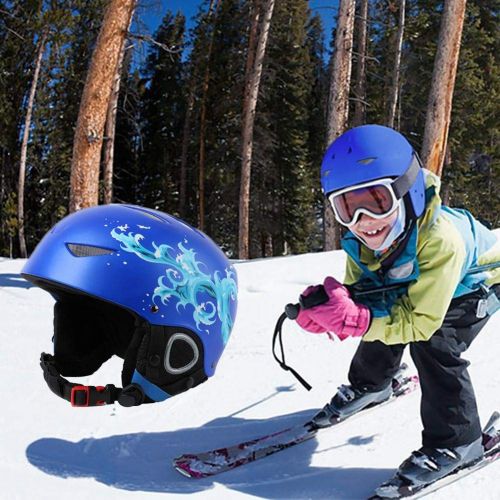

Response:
(344, 254), (363, 286)
(362, 216), (467, 345)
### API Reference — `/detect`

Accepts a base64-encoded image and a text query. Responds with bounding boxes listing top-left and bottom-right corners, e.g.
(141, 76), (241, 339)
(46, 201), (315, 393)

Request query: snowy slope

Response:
(1, 245), (499, 500)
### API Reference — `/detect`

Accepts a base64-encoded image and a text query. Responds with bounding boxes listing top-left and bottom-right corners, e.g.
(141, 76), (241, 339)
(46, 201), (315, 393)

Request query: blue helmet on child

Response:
(321, 125), (426, 219)
(22, 204), (238, 407)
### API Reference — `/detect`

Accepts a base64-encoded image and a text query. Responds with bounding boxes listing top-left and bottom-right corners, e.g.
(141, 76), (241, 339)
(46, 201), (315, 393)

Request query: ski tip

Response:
(173, 460), (208, 479)
(483, 410), (500, 436)
(174, 464), (194, 478)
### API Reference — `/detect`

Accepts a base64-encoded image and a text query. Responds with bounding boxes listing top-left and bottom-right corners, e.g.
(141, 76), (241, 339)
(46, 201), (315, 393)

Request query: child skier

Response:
(296, 124), (499, 496)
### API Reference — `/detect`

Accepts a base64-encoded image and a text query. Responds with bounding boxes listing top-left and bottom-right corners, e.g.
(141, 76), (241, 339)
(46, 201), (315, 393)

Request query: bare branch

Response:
(352, 50), (380, 64)
(127, 31), (183, 53)
(4, 25), (25, 41)
(0, 8), (16, 17)
(349, 96), (371, 107)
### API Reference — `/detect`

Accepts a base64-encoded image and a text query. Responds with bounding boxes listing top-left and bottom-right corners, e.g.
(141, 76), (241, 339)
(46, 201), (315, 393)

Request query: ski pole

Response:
(284, 259), (500, 320)
(466, 261), (500, 275)
(274, 283), (409, 390)
(284, 282), (405, 320)
(274, 260), (499, 390)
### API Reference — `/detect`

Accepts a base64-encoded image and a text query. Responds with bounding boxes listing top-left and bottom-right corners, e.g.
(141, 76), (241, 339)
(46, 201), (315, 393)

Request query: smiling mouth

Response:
(361, 226), (387, 237)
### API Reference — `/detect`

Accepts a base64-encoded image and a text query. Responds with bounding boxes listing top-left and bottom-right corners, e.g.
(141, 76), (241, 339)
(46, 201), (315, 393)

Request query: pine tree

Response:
(253, 0), (319, 256)
(239, 0), (276, 259)
(444, 0), (499, 226)
(183, 0), (248, 254)
(304, 12), (327, 251)
(138, 11), (186, 215)
(25, 0), (107, 250)
(113, 60), (143, 206)
(0, 0), (41, 255)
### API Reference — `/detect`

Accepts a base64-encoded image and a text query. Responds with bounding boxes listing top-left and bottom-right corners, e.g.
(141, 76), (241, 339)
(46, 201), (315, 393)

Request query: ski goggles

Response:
(328, 178), (400, 226)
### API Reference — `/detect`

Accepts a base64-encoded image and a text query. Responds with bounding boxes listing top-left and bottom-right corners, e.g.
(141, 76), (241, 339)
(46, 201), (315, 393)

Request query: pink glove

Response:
(297, 277), (371, 340)
(296, 285), (328, 334)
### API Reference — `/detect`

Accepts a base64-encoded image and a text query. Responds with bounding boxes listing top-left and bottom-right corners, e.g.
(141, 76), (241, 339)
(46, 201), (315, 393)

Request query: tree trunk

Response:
(102, 65), (120, 205)
(238, 0), (275, 259)
(440, 145), (452, 205)
(102, 24), (132, 205)
(69, 0), (136, 213)
(179, 2), (219, 219)
(421, 0), (466, 177)
(352, 0), (368, 126)
(18, 29), (47, 258)
(179, 90), (194, 218)
(198, 0), (221, 231)
(324, 0), (355, 251)
(387, 0), (406, 129)
(238, 1), (260, 259)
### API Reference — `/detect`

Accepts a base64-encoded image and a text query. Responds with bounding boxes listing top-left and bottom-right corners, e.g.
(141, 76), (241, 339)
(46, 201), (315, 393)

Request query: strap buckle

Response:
(70, 385), (106, 407)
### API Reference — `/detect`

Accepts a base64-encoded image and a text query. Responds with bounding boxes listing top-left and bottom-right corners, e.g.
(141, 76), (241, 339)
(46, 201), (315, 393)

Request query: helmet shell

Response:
(22, 204), (238, 378)
(321, 125), (425, 217)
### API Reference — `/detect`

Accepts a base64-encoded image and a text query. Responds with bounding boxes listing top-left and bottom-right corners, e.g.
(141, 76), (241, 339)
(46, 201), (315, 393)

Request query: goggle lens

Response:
(331, 184), (396, 225)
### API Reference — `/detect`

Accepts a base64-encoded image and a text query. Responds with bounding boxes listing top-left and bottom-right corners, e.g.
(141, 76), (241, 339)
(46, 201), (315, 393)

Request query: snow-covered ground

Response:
(1, 245), (499, 500)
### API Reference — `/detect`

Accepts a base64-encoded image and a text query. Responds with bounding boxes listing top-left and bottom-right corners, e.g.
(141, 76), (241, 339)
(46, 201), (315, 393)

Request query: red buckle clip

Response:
(70, 385), (106, 407)
(71, 385), (90, 407)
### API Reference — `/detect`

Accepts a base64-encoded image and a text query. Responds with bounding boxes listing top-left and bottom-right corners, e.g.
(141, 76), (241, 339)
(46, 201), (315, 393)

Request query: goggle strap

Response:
(391, 154), (422, 199)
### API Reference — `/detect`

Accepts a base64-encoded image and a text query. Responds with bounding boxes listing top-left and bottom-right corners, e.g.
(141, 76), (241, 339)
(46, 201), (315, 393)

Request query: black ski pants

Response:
(347, 285), (499, 449)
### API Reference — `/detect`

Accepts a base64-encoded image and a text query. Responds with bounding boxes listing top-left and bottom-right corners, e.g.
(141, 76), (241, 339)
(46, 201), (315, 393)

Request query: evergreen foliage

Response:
(254, 0), (320, 256)
(0, 0), (497, 258)
(136, 11), (186, 215)
(0, 0), (40, 255)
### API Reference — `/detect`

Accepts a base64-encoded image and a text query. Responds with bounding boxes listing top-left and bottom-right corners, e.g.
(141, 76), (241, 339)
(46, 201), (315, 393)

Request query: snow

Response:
(1, 246), (499, 500)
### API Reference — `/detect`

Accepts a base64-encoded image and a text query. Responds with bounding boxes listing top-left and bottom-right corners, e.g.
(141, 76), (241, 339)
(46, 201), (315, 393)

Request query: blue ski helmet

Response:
(321, 125), (426, 219)
(22, 204), (238, 407)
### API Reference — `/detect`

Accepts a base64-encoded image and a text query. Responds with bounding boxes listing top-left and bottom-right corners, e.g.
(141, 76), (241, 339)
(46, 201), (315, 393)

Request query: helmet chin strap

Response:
(374, 199), (406, 253)
(39, 352), (127, 407)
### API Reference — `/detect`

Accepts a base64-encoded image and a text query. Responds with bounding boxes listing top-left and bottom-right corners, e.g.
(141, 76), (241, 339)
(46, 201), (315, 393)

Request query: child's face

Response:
(350, 208), (399, 250)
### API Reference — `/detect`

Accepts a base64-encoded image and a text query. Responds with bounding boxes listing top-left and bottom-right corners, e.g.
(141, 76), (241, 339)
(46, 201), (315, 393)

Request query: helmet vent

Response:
(357, 157), (377, 165)
(125, 205), (170, 223)
(67, 243), (116, 257)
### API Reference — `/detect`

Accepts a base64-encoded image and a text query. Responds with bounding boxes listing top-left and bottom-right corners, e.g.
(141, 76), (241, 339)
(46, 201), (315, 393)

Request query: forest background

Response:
(0, 0), (498, 259)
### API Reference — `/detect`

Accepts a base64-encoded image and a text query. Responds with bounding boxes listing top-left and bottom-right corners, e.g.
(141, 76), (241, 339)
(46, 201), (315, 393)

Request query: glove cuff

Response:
(340, 304), (371, 338)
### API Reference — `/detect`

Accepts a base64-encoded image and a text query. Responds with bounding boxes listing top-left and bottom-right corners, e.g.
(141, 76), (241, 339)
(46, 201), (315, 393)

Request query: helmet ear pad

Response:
(53, 294), (135, 377)
(125, 323), (207, 398)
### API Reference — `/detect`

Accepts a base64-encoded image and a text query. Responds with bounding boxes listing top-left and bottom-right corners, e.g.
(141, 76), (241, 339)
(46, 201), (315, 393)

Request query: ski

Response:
(369, 411), (500, 499)
(173, 365), (419, 478)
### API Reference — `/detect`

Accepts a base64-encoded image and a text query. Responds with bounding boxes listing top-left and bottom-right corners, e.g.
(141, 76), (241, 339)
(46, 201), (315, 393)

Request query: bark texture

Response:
(387, 0), (406, 129)
(324, 0), (355, 251)
(69, 0), (136, 212)
(421, 0), (466, 176)
(18, 30), (47, 257)
(352, 0), (368, 127)
(198, 0), (221, 231)
(238, 0), (275, 259)
(102, 29), (132, 205)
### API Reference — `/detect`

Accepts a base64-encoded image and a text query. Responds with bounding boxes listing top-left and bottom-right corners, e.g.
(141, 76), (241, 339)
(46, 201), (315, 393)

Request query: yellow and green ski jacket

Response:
(342, 170), (499, 345)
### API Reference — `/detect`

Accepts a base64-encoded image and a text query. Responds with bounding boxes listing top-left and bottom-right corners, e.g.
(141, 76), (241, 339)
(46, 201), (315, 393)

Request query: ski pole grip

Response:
(285, 285), (329, 320)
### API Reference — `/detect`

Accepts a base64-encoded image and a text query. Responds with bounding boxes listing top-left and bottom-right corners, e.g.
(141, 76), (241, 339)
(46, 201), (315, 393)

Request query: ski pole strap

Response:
(272, 313), (312, 391)
(40, 353), (122, 407)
